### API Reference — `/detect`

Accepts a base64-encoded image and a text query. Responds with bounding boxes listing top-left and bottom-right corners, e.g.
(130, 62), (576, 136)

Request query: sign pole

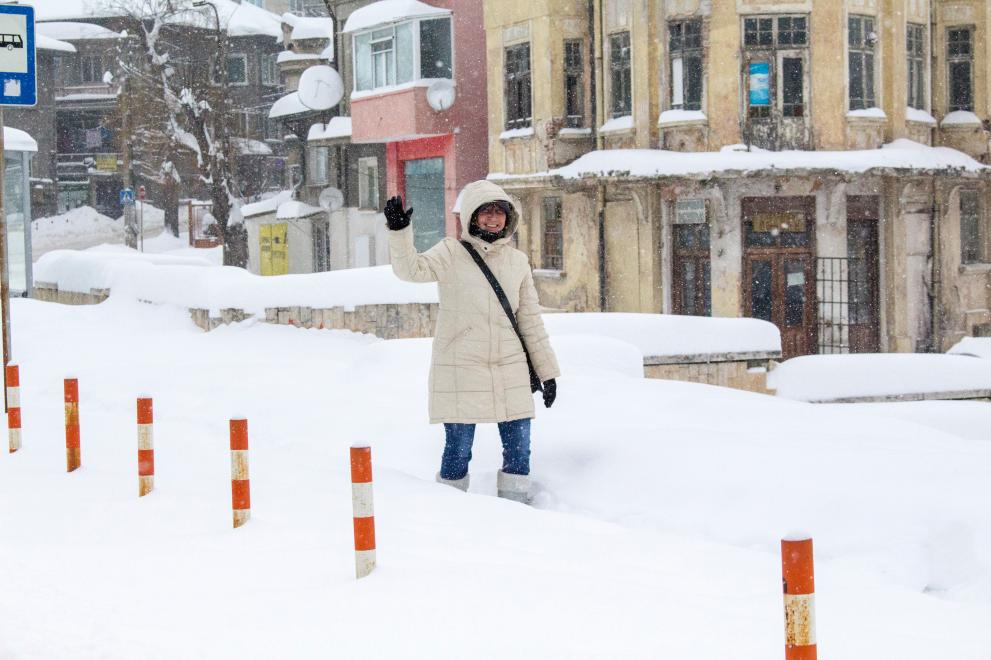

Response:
(0, 106), (10, 413)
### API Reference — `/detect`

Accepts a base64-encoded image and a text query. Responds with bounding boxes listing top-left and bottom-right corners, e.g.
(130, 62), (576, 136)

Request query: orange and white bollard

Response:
(782, 536), (817, 660)
(350, 445), (376, 579)
(64, 378), (80, 472)
(137, 397), (154, 497)
(6, 364), (20, 453)
(230, 418), (250, 528)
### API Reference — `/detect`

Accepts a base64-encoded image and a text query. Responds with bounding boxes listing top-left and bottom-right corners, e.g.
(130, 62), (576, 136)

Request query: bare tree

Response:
(112, 0), (246, 266)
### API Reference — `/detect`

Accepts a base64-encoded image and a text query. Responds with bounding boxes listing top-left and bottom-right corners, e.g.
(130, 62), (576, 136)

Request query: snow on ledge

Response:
(600, 115), (634, 133)
(942, 111), (982, 128)
(557, 127), (592, 137)
(350, 78), (447, 101)
(488, 139), (988, 181)
(543, 313), (781, 358)
(847, 107), (887, 120)
(308, 117), (352, 141)
(36, 34), (76, 52)
(500, 127), (534, 140)
(277, 51), (322, 64)
(906, 107), (937, 125)
(658, 110), (707, 127)
(269, 91), (311, 119)
(768, 353), (991, 402)
(289, 16), (333, 41)
(343, 0), (450, 33)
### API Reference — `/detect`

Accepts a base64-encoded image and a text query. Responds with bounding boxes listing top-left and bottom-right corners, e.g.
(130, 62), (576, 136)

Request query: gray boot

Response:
(497, 470), (532, 504)
(436, 472), (470, 492)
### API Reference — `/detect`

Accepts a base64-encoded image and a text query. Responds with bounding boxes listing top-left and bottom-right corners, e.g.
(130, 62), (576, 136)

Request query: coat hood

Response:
(458, 180), (521, 245)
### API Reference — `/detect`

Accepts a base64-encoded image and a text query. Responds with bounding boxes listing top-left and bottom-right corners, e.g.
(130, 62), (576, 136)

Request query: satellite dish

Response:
(318, 187), (344, 211)
(298, 65), (343, 111)
(426, 79), (456, 112)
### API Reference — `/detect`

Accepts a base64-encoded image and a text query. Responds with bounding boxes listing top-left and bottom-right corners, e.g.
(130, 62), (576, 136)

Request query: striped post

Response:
(782, 537), (817, 660)
(350, 445), (376, 579)
(137, 397), (154, 497)
(64, 378), (80, 472)
(230, 418), (250, 528)
(6, 364), (20, 453)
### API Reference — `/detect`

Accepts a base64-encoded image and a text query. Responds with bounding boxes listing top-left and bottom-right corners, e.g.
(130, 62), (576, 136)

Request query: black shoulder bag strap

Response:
(460, 241), (543, 393)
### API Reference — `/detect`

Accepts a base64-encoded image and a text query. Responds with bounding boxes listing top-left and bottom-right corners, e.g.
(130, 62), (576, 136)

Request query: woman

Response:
(384, 180), (560, 504)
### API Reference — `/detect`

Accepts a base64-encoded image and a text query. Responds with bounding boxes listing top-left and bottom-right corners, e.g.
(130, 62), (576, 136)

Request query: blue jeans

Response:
(439, 418), (531, 480)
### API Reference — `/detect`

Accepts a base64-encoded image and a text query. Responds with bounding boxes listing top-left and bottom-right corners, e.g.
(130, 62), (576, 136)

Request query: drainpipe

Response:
(929, 1), (937, 147)
(929, 176), (941, 352)
(591, 0), (607, 310)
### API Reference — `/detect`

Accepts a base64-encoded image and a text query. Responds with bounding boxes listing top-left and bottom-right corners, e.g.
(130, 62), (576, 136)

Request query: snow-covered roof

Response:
(242, 190), (293, 219)
(343, 0), (450, 33)
(4, 127), (38, 153)
(37, 21), (125, 41)
(269, 91), (312, 119)
(28, 0), (113, 21)
(165, 0), (284, 39)
(308, 117), (352, 142)
(36, 34), (76, 53)
(492, 139), (989, 182)
(277, 201), (324, 219)
(289, 16), (332, 41)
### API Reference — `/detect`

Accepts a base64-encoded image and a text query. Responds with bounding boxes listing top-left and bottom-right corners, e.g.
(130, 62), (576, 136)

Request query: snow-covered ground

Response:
(32, 204), (167, 258)
(0, 296), (989, 658)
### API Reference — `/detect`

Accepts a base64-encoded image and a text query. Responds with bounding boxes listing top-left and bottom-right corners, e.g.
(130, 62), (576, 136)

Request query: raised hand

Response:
(384, 195), (414, 231)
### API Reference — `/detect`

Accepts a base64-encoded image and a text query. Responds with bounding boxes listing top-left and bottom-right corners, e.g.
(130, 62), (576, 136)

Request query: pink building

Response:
(343, 0), (488, 251)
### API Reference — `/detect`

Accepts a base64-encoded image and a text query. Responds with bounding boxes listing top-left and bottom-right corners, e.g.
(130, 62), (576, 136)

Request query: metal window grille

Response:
(817, 257), (862, 354)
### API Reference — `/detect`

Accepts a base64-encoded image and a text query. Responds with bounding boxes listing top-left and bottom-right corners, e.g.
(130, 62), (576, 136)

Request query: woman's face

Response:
(475, 203), (507, 234)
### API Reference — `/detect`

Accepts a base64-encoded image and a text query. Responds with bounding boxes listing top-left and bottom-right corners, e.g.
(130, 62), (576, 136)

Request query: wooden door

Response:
(742, 197), (817, 358)
(745, 253), (816, 357)
(847, 219), (880, 353)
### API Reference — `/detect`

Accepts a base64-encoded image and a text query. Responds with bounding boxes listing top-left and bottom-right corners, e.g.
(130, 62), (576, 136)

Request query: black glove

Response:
(384, 195), (413, 231)
(542, 379), (557, 408)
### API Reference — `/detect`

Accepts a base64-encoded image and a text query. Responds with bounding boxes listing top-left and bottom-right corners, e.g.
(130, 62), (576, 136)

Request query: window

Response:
(848, 15), (877, 110)
(669, 20), (703, 112)
(609, 32), (631, 117)
(961, 190), (984, 264)
(244, 0), (262, 6)
(907, 23), (926, 109)
(289, 0), (327, 16)
(358, 157), (379, 210)
(541, 197), (563, 270)
(226, 54), (248, 85)
(419, 18), (452, 79)
(352, 18), (451, 93)
(261, 53), (279, 87)
(309, 146), (329, 185)
(947, 27), (973, 112)
(744, 16), (808, 119)
(505, 43), (532, 129)
(564, 39), (585, 128)
(80, 55), (104, 84)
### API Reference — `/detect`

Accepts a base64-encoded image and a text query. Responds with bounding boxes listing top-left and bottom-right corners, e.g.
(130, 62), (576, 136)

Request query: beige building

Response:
(485, 0), (991, 358)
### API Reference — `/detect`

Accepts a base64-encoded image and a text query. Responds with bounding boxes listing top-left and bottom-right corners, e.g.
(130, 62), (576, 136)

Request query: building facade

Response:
(485, 0), (991, 357)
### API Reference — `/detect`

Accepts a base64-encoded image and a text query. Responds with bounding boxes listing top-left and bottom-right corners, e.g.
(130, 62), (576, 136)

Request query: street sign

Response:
(138, 185), (146, 201)
(0, 5), (36, 107)
(120, 188), (135, 205)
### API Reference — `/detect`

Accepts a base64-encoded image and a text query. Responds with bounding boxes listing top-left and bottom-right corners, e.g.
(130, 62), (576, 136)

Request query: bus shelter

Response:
(4, 126), (36, 296)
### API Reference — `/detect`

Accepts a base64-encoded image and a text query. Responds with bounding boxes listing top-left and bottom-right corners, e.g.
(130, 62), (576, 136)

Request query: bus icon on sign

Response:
(0, 34), (22, 51)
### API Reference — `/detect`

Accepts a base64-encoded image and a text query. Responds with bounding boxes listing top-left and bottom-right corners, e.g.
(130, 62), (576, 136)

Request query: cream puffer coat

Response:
(389, 180), (560, 424)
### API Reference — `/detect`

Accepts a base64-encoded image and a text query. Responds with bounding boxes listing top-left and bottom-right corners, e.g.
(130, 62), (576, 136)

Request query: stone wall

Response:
(33, 282), (110, 306)
(644, 354), (774, 395)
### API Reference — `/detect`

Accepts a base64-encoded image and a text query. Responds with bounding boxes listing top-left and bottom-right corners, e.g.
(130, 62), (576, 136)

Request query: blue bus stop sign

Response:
(0, 5), (35, 107)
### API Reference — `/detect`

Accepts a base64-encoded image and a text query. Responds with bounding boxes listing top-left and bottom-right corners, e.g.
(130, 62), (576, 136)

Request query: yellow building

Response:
(485, 0), (991, 357)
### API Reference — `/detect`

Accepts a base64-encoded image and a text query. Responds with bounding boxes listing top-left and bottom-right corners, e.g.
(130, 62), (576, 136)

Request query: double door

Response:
(742, 197), (817, 359)
(745, 253), (815, 358)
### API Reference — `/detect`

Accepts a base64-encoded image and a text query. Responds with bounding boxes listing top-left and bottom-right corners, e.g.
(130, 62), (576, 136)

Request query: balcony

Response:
(55, 82), (120, 108)
(350, 83), (454, 144)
